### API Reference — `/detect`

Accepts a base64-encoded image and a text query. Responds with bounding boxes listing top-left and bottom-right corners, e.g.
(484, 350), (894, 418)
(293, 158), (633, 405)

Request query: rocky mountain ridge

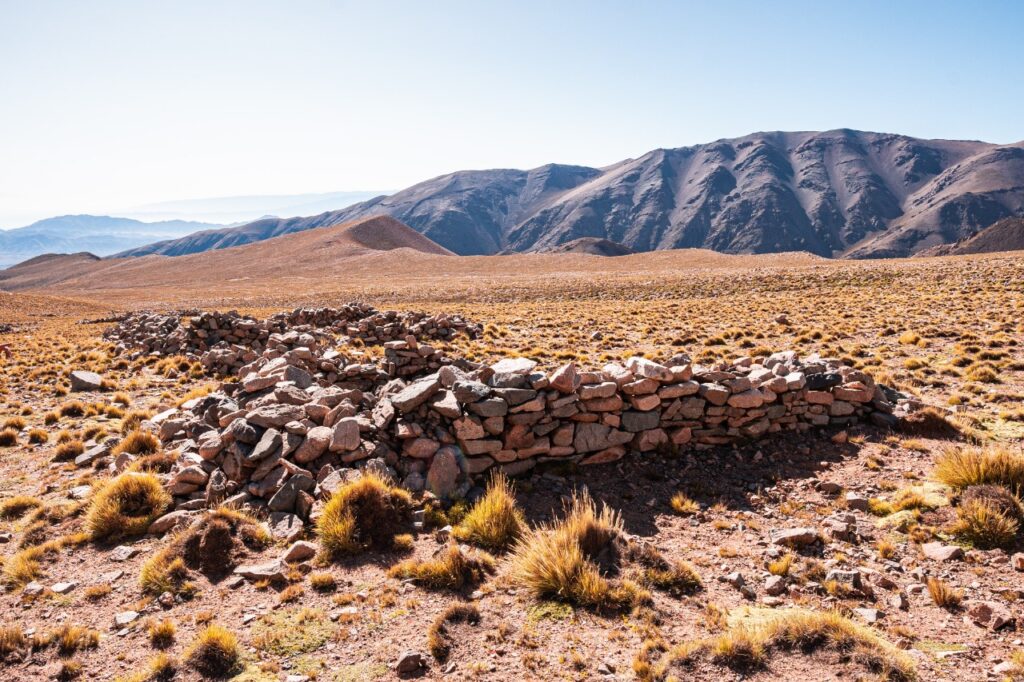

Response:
(96, 130), (1024, 260)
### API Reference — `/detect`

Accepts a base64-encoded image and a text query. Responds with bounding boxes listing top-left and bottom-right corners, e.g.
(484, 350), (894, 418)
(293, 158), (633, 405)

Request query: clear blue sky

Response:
(1, 0), (1022, 227)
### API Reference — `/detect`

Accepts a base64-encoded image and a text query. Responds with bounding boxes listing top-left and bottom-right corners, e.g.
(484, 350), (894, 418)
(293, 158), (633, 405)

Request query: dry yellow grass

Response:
(452, 472), (524, 551)
(316, 472), (413, 557)
(84, 472), (171, 541)
(183, 625), (240, 678)
(935, 445), (1024, 496)
(388, 542), (496, 590)
(649, 609), (916, 681)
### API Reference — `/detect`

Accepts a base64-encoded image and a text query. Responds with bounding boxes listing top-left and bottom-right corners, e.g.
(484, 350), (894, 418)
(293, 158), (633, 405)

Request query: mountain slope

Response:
(917, 217), (1024, 256)
(113, 131), (1024, 259)
(0, 215), (222, 268)
(0, 216), (451, 291)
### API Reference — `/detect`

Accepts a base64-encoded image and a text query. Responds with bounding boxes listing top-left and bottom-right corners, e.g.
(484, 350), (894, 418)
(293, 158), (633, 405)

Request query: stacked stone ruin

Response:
(102, 305), (482, 376)
(93, 307), (908, 540)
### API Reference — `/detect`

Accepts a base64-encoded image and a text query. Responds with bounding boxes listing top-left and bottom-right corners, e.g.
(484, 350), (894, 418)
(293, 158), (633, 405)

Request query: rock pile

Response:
(102, 304), (482, 376)
(134, 330), (901, 535)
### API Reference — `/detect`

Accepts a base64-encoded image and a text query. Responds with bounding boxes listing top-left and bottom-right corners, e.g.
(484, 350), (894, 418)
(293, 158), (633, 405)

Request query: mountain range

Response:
(0, 215), (221, 269)
(115, 129), (1024, 260)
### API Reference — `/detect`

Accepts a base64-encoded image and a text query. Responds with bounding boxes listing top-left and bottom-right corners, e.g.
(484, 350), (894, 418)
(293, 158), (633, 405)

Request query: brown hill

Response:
(0, 216), (451, 292)
(539, 238), (635, 256)
(916, 217), (1024, 256)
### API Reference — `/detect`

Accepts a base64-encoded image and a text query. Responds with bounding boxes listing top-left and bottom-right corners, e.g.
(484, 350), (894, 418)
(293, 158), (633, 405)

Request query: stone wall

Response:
(107, 313), (907, 536)
(102, 305), (482, 375)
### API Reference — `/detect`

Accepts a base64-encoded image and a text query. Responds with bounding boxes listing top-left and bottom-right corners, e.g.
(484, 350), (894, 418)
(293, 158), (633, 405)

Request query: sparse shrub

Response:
(85, 472), (171, 541)
(3, 416), (26, 431)
(317, 473), (413, 557)
(184, 625), (240, 678)
(452, 472), (524, 551)
(652, 609), (915, 681)
(388, 542), (496, 590)
(428, 603), (480, 661)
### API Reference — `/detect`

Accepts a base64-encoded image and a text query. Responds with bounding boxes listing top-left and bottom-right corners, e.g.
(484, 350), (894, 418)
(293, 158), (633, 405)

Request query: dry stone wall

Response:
(100, 308), (910, 538)
(102, 305), (482, 375)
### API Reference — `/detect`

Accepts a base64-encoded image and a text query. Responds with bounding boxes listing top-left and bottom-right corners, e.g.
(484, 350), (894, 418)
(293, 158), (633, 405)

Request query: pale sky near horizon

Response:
(1, 0), (1022, 228)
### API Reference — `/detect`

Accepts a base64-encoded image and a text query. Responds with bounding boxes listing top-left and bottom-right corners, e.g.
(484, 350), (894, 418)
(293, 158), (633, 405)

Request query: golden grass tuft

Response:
(0, 624), (27, 660)
(388, 542), (496, 590)
(670, 492), (700, 515)
(184, 625), (240, 678)
(653, 609), (916, 681)
(452, 472), (524, 551)
(52, 624), (100, 656)
(949, 500), (1019, 550)
(147, 618), (176, 649)
(510, 490), (649, 609)
(428, 603), (480, 661)
(927, 577), (963, 609)
(52, 439), (85, 462)
(0, 495), (43, 520)
(0, 428), (18, 446)
(27, 428), (49, 444)
(113, 429), (161, 456)
(316, 472), (413, 558)
(935, 445), (1024, 497)
(85, 472), (171, 541)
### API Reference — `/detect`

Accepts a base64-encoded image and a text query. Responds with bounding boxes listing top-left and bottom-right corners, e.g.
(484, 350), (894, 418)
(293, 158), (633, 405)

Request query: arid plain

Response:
(1, 235), (1023, 682)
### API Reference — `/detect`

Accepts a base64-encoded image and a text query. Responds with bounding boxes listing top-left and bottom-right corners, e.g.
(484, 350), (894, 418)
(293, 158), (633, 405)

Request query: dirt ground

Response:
(1, 250), (1022, 681)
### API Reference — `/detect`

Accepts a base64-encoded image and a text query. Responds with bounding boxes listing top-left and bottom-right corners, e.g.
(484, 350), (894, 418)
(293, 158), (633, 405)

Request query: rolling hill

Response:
(0, 216), (452, 292)
(114, 130), (1024, 260)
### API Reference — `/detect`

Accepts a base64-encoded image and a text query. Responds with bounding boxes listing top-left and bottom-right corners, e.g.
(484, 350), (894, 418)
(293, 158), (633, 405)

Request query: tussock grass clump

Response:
(0, 428), (18, 446)
(0, 495), (43, 520)
(140, 507), (268, 594)
(0, 624), (27, 660)
(627, 541), (703, 596)
(950, 501), (1019, 549)
(428, 603), (480, 661)
(388, 543), (496, 590)
(651, 609), (916, 681)
(52, 439), (85, 462)
(959, 484), (1023, 520)
(317, 473), (413, 557)
(927, 577), (962, 609)
(670, 492), (700, 515)
(147, 619), (176, 649)
(53, 624), (100, 656)
(935, 445), (1024, 496)
(27, 428), (49, 444)
(2, 416), (25, 431)
(510, 491), (650, 609)
(113, 429), (160, 456)
(452, 472), (524, 551)
(184, 625), (240, 678)
(309, 572), (337, 592)
(85, 472), (171, 541)
(59, 400), (85, 417)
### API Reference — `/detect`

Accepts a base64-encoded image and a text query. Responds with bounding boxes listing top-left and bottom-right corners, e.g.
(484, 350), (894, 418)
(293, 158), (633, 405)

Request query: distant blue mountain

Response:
(0, 215), (222, 268)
